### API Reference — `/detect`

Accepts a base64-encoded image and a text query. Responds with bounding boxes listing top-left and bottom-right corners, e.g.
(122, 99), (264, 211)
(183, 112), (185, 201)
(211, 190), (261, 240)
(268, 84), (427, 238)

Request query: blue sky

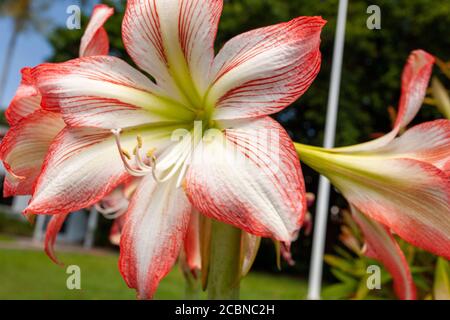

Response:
(0, 0), (99, 108)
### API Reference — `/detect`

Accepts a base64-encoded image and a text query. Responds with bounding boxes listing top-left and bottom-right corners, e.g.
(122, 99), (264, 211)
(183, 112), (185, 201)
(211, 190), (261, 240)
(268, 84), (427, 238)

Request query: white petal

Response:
(32, 56), (194, 129)
(370, 120), (450, 172)
(186, 117), (306, 242)
(334, 50), (435, 153)
(119, 174), (192, 299)
(0, 110), (64, 196)
(205, 16), (325, 120)
(123, 0), (223, 101)
(26, 125), (176, 214)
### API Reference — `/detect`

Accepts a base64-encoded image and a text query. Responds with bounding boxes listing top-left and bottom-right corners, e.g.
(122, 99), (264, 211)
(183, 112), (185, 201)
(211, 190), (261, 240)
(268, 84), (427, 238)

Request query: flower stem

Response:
(207, 220), (242, 300)
(184, 271), (201, 300)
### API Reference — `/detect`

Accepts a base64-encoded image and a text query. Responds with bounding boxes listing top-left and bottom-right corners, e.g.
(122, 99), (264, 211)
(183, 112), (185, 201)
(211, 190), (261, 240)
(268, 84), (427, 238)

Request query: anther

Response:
(111, 128), (152, 177)
(122, 149), (131, 160)
(146, 148), (156, 159)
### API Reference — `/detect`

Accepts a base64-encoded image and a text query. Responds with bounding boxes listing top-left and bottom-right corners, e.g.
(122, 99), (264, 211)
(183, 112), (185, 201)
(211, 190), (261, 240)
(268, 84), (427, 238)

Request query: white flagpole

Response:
(307, 0), (348, 300)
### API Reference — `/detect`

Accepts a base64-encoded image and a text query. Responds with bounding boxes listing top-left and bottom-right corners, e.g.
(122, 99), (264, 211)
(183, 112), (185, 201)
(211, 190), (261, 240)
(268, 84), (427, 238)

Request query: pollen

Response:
(181, 178), (188, 192)
(111, 128), (155, 178)
(146, 148), (157, 160)
(136, 135), (143, 148)
(121, 149), (131, 160)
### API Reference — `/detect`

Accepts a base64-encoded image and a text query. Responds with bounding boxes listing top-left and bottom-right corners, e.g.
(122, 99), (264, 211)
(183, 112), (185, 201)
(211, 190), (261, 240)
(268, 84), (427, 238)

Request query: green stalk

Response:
(294, 143), (399, 188)
(184, 271), (201, 300)
(207, 220), (242, 300)
(294, 142), (335, 174)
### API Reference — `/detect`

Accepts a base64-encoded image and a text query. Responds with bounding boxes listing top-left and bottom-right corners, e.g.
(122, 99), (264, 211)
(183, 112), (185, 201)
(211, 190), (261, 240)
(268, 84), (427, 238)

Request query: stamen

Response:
(135, 148), (153, 171)
(151, 137), (191, 184)
(111, 128), (152, 177)
(175, 159), (189, 189)
(111, 129), (191, 186)
(137, 135), (143, 148)
(122, 149), (131, 160)
(147, 148), (156, 159)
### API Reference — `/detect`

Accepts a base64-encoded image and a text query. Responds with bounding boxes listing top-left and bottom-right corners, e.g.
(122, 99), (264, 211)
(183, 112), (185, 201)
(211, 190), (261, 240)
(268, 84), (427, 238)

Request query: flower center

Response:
(111, 119), (210, 188)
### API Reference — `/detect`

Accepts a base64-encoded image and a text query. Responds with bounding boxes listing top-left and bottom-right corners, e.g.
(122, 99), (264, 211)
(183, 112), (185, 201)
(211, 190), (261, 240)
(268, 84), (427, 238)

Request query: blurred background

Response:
(0, 0), (449, 299)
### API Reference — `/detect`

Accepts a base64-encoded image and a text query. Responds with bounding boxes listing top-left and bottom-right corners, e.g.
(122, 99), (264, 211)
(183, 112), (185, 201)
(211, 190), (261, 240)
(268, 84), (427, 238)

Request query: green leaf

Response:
(322, 282), (358, 300)
(333, 245), (354, 260)
(354, 276), (371, 300)
(434, 258), (450, 300)
(324, 255), (356, 274)
(331, 269), (358, 285)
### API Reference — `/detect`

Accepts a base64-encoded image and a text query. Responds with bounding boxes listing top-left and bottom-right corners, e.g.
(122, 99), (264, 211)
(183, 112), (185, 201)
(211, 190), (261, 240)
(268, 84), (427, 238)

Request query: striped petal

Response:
(300, 145), (450, 259)
(205, 16), (325, 120)
(79, 4), (114, 57)
(44, 213), (70, 265)
(5, 68), (41, 126)
(370, 120), (450, 173)
(185, 117), (306, 242)
(109, 215), (126, 246)
(123, 0), (223, 102)
(25, 125), (175, 215)
(335, 50), (435, 153)
(395, 50), (435, 128)
(343, 160), (449, 260)
(0, 110), (65, 197)
(240, 233), (261, 277)
(32, 56), (194, 129)
(351, 206), (416, 300)
(119, 174), (192, 299)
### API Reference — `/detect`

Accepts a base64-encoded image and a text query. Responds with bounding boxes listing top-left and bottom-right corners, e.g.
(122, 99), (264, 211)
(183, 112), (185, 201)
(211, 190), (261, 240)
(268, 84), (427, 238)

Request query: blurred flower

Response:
(431, 77), (450, 119)
(296, 50), (450, 264)
(0, 4), (114, 264)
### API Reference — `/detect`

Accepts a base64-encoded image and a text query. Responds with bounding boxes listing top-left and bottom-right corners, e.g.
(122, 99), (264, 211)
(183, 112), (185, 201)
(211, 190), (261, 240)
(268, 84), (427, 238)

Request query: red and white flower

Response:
(296, 50), (450, 300)
(1, 0), (325, 299)
(0, 4), (114, 263)
(1, 4), (114, 197)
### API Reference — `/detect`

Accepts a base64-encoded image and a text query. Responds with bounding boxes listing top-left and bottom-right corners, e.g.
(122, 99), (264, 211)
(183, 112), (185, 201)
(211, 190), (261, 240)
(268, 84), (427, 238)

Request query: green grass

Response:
(0, 248), (307, 300)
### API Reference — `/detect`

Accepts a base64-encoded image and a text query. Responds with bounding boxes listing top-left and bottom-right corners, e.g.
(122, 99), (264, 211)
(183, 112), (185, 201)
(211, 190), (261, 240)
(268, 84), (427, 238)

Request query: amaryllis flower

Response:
(4, 0), (325, 298)
(0, 4), (115, 263)
(295, 50), (450, 264)
(0, 4), (113, 196)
